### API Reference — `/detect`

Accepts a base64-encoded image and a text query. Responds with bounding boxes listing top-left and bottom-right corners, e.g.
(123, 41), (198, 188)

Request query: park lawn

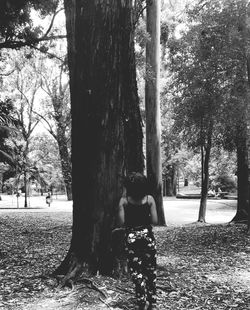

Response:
(0, 211), (250, 310)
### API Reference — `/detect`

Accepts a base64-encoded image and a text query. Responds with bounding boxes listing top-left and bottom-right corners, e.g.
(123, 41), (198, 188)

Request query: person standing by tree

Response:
(117, 172), (158, 310)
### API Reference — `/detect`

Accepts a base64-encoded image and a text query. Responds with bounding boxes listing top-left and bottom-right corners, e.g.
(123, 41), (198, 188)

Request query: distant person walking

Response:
(46, 192), (52, 207)
(216, 187), (222, 198)
(117, 172), (158, 310)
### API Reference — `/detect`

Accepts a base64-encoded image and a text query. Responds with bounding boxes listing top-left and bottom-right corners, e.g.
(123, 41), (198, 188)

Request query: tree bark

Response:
(198, 121), (213, 223)
(57, 0), (143, 279)
(145, 0), (165, 225)
(56, 125), (72, 200)
(246, 53), (250, 232)
(52, 95), (72, 201)
(164, 164), (177, 196)
(231, 128), (249, 223)
(24, 169), (28, 208)
(238, 1), (250, 232)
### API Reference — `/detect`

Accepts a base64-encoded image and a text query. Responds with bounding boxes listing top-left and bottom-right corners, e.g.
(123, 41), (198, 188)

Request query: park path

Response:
(164, 197), (237, 225)
(0, 194), (237, 225)
(0, 194), (72, 212)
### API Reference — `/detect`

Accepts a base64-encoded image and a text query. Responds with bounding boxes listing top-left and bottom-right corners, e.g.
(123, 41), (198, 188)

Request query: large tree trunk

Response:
(246, 52), (250, 232)
(57, 0), (143, 280)
(231, 129), (249, 223)
(237, 1), (250, 232)
(145, 0), (165, 225)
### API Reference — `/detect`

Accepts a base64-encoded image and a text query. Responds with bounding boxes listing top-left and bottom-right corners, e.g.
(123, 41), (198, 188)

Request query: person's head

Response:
(123, 172), (148, 200)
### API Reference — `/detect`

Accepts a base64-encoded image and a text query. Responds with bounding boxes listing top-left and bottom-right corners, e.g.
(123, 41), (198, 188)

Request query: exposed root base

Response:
(231, 210), (248, 224)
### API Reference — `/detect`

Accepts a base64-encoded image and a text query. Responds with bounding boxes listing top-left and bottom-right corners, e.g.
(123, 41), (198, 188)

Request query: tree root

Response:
(230, 209), (248, 224)
(57, 258), (83, 288)
(54, 253), (108, 300)
(77, 277), (107, 298)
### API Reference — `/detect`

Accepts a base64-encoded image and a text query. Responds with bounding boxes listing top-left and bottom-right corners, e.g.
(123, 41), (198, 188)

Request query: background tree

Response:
(241, 0), (250, 231)
(2, 50), (42, 206)
(38, 56), (72, 200)
(0, 98), (19, 198)
(29, 133), (65, 194)
(160, 0), (196, 197)
(0, 0), (70, 198)
(161, 118), (182, 196)
(167, 29), (223, 221)
(145, 0), (165, 225)
(197, 0), (250, 225)
(165, 0), (249, 223)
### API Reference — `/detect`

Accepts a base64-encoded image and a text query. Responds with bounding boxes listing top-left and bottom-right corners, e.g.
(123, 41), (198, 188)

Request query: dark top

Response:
(124, 197), (151, 228)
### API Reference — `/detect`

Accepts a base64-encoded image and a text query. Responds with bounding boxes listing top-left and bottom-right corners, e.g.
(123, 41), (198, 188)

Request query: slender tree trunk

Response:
(56, 123), (72, 200)
(198, 122), (213, 222)
(165, 164), (177, 196)
(145, 0), (165, 225)
(0, 172), (3, 200)
(57, 0), (143, 280)
(48, 75), (72, 201)
(24, 169), (28, 208)
(198, 147), (210, 222)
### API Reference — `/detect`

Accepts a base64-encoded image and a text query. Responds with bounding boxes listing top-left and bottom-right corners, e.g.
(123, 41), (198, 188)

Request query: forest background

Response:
(0, 0), (250, 309)
(0, 0), (246, 222)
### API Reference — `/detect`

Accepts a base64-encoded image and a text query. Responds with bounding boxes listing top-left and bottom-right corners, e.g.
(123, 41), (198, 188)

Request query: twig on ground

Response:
(78, 277), (108, 299)
(157, 284), (175, 292)
(110, 284), (133, 295)
(99, 297), (112, 308)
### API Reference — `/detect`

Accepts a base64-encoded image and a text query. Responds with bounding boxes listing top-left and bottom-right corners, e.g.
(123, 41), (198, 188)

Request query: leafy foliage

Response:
(209, 149), (237, 191)
(161, 0), (250, 203)
(0, 98), (19, 164)
(214, 174), (237, 192)
(0, 0), (59, 42)
(29, 133), (65, 192)
(165, 0), (249, 150)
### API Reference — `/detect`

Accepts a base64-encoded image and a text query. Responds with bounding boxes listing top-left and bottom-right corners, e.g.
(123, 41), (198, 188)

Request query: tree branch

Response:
(0, 35), (66, 50)
(29, 44), (66, 62)
(29, 120), (40, 136)
(0, 68), (16, 76)
(43, 8), (64, 39)
(32, 110), (57, 140)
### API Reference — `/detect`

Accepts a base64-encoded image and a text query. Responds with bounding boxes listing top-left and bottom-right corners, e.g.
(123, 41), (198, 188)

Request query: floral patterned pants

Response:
(125, 226), (157, 307)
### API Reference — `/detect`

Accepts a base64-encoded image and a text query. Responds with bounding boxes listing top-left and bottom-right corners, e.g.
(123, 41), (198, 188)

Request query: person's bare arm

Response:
(148, 195), (158, 225)
(117, 197), (125, 227)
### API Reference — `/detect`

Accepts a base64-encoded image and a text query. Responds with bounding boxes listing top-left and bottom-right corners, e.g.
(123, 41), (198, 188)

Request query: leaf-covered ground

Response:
(0, 210), (250, 310)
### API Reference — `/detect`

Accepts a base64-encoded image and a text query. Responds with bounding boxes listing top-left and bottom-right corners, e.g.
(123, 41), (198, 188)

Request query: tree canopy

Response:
(0, 0), (64, 52)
